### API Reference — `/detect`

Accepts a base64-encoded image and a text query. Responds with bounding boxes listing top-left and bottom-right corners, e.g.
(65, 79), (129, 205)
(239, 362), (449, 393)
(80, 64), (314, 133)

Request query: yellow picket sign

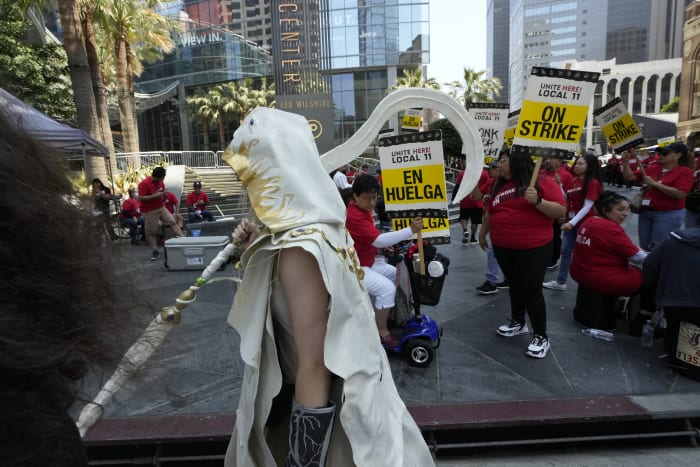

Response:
(402, 115), (421, 130)
(516, 101), (589, 145)
(381, 164), (447, 205)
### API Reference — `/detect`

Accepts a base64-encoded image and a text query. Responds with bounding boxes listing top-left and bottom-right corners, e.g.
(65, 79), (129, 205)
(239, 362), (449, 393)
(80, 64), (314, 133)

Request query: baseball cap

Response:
(193, 181), (202, 188)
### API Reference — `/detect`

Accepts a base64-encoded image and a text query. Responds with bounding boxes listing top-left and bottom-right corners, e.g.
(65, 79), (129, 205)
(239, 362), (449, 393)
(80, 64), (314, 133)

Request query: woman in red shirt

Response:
(570, 191), (647, 297)
(479, 151), (566, 359)
(543, 153), (603, 291)
(622, 142), (694, 250)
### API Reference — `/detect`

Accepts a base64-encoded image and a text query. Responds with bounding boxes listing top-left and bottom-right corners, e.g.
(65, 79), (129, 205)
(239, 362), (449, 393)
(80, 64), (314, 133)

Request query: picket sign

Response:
(510, 67), (600, 188)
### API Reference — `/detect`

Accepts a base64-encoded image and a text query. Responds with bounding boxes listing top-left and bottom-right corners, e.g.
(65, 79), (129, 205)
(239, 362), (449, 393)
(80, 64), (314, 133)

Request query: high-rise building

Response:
(507, 0), (606, 110)
(497, 0), (690, 110)
(487, 0), (510, 104)
(322, 0), (430, 147)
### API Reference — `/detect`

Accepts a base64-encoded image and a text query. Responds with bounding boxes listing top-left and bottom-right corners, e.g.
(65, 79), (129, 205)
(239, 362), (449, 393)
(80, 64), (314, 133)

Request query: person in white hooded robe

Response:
(222, 107), (435, 467)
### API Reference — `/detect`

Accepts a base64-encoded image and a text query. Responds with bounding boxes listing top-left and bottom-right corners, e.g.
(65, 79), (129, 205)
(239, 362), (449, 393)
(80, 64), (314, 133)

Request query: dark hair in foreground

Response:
(594, 190), (628, 217)
(0, 111), (137, 466)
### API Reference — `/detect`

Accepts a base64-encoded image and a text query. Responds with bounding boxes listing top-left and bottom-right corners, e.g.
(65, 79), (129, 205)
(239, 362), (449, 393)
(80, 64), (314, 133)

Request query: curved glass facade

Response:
(136, 26), (272, 93)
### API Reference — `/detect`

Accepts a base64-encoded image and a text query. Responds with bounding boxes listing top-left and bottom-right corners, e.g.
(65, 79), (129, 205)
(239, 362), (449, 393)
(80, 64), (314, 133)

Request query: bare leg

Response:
(375, 307), (392, 338)
(278, 247), (331, 408)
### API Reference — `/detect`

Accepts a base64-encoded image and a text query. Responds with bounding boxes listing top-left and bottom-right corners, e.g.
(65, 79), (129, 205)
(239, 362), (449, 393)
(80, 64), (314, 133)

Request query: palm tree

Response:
(445, 67), (502, 110)
(184, 89), (216, 150)
(386, 67), (440, 131)
(94, 0), (179, 154)
(387, 67), (440, 94)
(51, 0), (109, 182)
(225, 78), (275, 125)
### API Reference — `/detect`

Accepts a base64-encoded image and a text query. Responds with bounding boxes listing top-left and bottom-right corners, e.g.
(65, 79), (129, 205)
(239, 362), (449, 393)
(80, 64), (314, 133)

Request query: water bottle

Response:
(641, 320), (655, 348)
(581, 328), (614, 342)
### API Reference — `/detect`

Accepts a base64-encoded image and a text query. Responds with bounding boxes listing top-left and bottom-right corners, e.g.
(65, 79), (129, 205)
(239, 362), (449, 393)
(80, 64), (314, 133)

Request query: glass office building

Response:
(128, 1), (273, 150)
(324, 0), (430, 145)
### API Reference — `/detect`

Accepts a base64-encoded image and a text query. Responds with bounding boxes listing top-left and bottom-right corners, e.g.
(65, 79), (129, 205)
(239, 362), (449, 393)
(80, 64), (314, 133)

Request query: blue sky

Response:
(428, 0), (488, 86)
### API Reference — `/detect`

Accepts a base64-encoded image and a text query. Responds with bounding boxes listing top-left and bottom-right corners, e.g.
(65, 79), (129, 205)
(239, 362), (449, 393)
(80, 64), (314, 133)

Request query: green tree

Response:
(94, 0), (179, 153)
(183, 88), (215, 150)
(660, 96), (679, 113)
(387, 67), (440, 93)
(56, 0), (108, 182)
(445, 67), (502, 110)
(429, 118), (463, 163)
(0, 2), (76, 123)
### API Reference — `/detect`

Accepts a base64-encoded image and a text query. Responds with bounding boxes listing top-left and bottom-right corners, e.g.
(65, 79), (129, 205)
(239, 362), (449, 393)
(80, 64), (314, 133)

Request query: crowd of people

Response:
(468, 144), (699, 361)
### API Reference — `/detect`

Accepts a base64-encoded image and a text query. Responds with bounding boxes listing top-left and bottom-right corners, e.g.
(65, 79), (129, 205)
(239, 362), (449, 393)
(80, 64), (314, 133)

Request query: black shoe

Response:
(461, 231), (469, 244)
(495, 279), (509, 289)
(476, 281), (497, 295)
(150, 250), (160, 261)
(469, 236), (478, 244)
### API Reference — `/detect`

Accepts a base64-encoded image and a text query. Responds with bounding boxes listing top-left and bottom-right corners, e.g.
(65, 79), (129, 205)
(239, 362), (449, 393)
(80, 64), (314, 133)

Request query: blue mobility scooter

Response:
(385, 242), (446, 367)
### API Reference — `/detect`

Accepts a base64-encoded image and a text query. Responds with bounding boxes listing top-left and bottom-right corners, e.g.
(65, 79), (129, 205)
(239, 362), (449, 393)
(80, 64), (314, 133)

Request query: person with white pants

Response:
(346, 174), (423, 347)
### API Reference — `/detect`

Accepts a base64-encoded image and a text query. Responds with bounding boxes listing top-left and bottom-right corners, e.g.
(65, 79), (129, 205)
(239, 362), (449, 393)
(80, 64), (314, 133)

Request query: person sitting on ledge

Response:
(570, 191), (647, 298)
(186, 181), (214, 223)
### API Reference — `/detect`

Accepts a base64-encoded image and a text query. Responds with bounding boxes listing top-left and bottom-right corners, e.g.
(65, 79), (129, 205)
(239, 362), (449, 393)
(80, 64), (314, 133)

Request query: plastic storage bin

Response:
(164, 235), (230, 270)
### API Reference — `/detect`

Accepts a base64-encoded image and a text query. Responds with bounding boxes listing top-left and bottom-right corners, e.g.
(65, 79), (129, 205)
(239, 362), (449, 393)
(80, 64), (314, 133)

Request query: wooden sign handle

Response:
(417, 230), (426, 275)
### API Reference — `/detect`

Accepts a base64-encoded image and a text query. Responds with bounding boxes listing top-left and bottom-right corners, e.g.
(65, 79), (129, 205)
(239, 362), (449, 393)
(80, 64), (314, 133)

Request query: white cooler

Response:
(164, 236), (230, 270)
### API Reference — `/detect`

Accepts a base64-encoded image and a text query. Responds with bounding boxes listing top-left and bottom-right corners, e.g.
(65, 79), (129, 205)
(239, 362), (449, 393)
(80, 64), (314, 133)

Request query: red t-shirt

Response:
(164, 192), (179, 214)
(569, 216), (642, 296)
(564, 177), (602, 222)
(454, 169), (490, 208)
(119, 197), (142, 220)
(633, 165), (694, 211)
(486, 175), (565, 249)
(186, 191), (210, 210)
(138, 176), (165, 212)
(345, 200), (380, 267)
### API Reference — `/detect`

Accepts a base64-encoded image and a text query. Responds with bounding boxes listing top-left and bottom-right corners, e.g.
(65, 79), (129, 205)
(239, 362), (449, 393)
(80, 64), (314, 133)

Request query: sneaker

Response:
(546, 260), (559, 270)
(497, 319), (529, 337)
(495, 279), (509, 289)
(476, 281), (498, 295)
(469, 236), (479, 244)
(380, 334), (401, 348)
(542, 280), (567, 291)
(150, 250), (160, 261)
(461, 231), (469, 244)
(526, 334), (550, 358)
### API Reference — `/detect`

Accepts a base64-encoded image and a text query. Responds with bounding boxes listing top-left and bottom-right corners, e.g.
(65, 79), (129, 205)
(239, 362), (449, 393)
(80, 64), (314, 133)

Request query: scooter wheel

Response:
(405, 339), (433, 367)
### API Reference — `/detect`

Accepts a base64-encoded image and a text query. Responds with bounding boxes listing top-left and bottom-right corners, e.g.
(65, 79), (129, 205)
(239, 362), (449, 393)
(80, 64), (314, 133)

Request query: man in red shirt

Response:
(186, 181), (215, 222)
(137, 166), (185, 260)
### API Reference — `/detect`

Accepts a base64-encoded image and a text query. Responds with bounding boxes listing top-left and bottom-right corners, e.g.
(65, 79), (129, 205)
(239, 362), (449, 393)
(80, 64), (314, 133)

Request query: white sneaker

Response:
(526, 334), (550, 358)
(542, 280), (566, 291)
(497, 319), (529, 337)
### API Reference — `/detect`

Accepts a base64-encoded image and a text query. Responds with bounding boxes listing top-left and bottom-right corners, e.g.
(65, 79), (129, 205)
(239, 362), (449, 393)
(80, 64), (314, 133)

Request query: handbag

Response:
(629, 192), (643, 214)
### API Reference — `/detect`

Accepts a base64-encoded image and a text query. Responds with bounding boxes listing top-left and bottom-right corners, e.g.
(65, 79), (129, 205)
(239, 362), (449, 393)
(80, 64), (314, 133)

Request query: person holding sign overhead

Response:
(479, 151), (565, 358)
(346, 174), (423, 347)
(621, 143), (694, 250)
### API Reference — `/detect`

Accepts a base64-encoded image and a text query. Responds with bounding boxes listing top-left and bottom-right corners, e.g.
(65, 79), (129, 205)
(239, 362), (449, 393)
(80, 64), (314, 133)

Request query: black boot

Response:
(284, 399), (336, 467)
